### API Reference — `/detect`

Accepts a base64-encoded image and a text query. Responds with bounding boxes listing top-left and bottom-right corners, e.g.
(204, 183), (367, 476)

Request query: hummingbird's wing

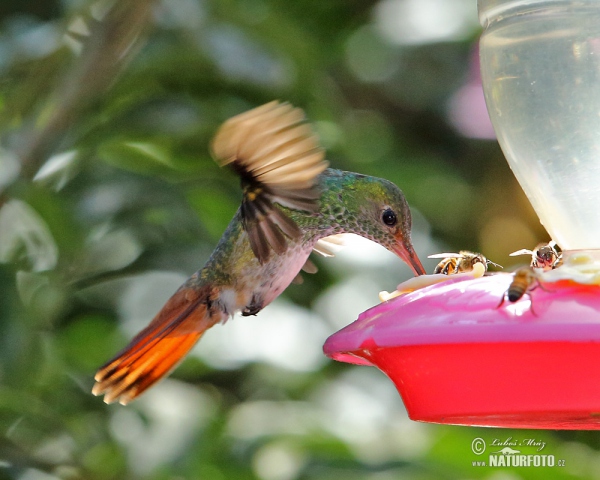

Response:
(291, 258), (318, 284)
(312, 234), (345, 257)
(92, 284), (222, 405)
(211, 101), (328, 263)
(292, 234), (346, 284)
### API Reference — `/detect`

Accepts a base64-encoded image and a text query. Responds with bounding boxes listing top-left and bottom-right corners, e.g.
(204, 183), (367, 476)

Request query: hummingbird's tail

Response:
(92, 284), (221, 405)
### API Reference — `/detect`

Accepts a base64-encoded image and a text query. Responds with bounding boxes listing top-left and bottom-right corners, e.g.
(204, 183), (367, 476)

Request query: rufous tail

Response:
(92, 284), (221, 405)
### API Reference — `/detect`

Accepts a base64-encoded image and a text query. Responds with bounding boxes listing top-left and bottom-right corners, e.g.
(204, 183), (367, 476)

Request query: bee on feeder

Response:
(380, 250), (502, 302)
(509, 241), (562, 271)
(497, 266), (546, 315)
(428, 251), (501, 276)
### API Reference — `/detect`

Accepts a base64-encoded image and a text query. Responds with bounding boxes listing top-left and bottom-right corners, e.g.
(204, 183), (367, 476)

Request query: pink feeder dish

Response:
(323, 272), (600, 429)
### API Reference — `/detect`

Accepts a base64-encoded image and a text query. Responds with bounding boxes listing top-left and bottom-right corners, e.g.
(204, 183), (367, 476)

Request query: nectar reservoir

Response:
(479, 0), (600, 250)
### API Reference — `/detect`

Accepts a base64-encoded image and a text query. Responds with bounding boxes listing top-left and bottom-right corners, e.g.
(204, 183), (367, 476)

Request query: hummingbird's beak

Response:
(392, 235), (426, 276)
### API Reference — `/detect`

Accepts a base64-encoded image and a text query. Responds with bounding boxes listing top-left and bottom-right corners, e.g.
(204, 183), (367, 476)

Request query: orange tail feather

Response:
(93, 284), (222, 405)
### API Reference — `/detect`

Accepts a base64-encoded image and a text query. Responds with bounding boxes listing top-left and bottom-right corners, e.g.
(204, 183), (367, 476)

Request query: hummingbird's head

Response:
(326, 171), (426, 276)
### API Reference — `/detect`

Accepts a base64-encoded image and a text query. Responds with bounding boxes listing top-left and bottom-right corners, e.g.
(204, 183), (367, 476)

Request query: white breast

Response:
(234, 243), (315, 313)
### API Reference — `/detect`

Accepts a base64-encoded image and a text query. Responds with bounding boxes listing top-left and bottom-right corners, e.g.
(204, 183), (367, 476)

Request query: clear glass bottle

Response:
(478, 0), (600, 250)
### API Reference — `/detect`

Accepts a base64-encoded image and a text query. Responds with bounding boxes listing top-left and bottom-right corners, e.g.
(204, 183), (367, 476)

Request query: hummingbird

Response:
(93, 101), (426, 405)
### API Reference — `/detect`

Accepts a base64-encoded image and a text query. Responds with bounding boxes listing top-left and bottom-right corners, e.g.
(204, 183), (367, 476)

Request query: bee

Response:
(497, 266), (545, 315)
(509, 241), (562, 271)
(428, 251), (502, 275)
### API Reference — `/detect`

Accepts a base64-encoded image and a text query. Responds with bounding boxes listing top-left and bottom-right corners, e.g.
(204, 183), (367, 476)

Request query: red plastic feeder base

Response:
(323, 275), (600, 429)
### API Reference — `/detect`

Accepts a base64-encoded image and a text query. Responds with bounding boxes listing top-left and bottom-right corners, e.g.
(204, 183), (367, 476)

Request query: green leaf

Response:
(98, 140), (177, 176)
(0, 200), (58, 272)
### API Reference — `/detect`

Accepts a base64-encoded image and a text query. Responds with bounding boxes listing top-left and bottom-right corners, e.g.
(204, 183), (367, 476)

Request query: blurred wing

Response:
(291, 258), (318, 284)
(293, 234), (346, 283)
(301, 258), (319, 274)
(312, 234), (345, 257)
(509, 249), (534, 257)
(428, 252), (462, 259)
(211, 101), (328, 263)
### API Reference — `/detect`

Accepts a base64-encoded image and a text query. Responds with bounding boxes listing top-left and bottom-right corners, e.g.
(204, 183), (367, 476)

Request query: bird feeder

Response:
(324, 0), (600, 429)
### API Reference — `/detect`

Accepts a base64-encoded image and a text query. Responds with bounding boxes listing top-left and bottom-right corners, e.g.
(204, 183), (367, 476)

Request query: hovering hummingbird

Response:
(93, 101), (425, 405)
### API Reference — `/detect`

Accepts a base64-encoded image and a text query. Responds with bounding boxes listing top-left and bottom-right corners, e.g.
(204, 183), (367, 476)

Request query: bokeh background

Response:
(0, 0), (597, 479)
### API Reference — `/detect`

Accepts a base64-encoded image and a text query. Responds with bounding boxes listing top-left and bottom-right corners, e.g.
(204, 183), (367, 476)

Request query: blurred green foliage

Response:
(0, 0), (595, 479)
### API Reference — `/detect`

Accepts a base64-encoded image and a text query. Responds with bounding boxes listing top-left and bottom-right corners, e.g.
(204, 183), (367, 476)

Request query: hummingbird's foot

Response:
(241, 294), (263, 316)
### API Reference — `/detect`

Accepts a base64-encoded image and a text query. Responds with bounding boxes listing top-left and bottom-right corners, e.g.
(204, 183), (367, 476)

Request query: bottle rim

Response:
(478, 0), (595, 29)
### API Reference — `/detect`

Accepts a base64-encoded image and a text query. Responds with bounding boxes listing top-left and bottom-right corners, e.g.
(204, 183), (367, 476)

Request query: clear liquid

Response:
(479, 2), (600, 249)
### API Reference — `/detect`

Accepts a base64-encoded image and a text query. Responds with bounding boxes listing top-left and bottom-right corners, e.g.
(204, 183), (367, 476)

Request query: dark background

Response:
(0, 0), (591, 479)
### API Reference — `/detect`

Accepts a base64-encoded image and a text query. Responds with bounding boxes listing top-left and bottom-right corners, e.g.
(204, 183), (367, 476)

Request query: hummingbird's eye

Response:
(382, 208), (397, 226)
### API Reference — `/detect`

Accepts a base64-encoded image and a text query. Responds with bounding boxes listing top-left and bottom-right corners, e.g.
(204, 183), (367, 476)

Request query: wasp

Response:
(428, 251), (502, 275)
(497, 266), (547, 315)
(509, 241), (562, 271)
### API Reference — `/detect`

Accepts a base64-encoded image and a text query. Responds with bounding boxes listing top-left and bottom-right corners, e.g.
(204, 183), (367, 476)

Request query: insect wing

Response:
(509, 249), (534, 257)
(427, 252), (463, 259)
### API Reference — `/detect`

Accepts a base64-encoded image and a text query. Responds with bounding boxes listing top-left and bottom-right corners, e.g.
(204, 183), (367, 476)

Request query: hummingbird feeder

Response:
(324, 0), (600, 429)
